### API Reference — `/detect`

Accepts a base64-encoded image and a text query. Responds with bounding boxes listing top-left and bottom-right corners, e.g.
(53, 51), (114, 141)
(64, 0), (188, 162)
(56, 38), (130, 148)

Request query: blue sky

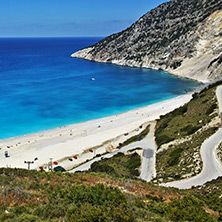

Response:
(0, 0), (167, 37)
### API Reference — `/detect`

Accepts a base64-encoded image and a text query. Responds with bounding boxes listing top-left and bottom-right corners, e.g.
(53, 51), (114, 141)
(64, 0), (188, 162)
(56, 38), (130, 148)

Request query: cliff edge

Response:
(71, 0), (222, 83)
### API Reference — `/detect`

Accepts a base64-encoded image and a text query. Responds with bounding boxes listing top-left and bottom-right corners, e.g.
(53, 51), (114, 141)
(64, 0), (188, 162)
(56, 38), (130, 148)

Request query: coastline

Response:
(0, 93), (194, 171)
(71, 53), (208, 84)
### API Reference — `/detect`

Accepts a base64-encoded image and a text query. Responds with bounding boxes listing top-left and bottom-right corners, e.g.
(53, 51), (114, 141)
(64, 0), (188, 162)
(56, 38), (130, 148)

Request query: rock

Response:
(71, 0), (222, 83)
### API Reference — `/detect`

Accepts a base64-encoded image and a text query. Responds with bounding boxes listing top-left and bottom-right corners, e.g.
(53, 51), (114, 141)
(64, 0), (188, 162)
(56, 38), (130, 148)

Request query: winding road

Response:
(162, 85), (222, 189)
(70, 122), (156, 182)
(70, 86), (222, 188)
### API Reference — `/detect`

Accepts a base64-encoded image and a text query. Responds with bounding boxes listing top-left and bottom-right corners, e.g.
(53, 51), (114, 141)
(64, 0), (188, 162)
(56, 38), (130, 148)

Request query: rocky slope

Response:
(71, 0), (222, 83)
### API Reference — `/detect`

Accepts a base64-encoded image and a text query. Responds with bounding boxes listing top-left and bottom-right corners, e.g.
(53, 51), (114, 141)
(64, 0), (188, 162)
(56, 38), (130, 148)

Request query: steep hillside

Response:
(171, 10), (222, 82)
(1, 165), (222, 221)
(155, 82), (221, 183)
(71, 0), (222, 82)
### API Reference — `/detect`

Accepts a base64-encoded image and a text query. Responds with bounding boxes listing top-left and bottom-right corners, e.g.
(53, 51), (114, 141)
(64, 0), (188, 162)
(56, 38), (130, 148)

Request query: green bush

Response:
(90, 152), (141, 179)
(167, 148), (183, 166)
(118, 124), (150, 148)
(91, 162), (116, 174)
(65, 202), (136, 222)
(206, 104), (217, 115)
(17, 213), (39, 222)
(126, 153), (141, 176)
(164, 195), (214, 222)
(159, 122), (168, 129)
(39, 204), (66, 219)
(156, 135), (173, 147)
(177, 105), (188, 115)
(65, 203), (104, 222)
(182, 125), (200, 135)
(12, 205), (30, 215)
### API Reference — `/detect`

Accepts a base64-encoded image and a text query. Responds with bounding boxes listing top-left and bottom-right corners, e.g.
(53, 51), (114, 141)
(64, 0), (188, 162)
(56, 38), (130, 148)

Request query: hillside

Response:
(1, 162), (222, 221)
(71, 0), (222, 82)
(1, 83), (222, 221)
(155, 82), (221, 184)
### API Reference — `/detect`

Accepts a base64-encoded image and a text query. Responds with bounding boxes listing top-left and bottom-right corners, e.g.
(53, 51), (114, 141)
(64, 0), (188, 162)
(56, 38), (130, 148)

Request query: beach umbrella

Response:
(73, 156), (77, 159)
(39, 166), (43, 170)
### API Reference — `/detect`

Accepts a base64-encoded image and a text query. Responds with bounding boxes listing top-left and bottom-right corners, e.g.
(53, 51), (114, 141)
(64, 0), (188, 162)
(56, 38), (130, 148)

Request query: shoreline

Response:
(0, 93), (194, 171)
(71, 54), (208, 84)
(0, 81), (205, 142)
(0, 94), (192, 142)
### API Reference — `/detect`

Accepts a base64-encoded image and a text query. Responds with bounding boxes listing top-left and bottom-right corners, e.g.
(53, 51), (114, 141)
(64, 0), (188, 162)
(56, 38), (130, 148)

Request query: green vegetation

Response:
(1, 167), (222, 221)
(167, 148), (183, 167)
(1, 83), (222, 221)
(69, 124), (149, 171)
(192, 177), (222, 214)
(90, 151), (141, 179)
(216, 142), (222, 163)
(117, 124), (150, 149)
(156, 127), (218, 183)
(155, 85), (219, 148)
(155, 83), (221, 183)
(206, 104), (218, 115)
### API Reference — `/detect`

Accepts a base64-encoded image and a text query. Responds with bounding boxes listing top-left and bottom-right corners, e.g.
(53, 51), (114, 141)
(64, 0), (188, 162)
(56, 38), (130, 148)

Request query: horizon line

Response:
(0, 36), (105, 38)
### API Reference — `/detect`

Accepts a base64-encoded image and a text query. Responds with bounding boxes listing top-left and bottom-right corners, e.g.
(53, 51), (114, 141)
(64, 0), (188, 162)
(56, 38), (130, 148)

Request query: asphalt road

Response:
(162, 85), (222, 189)
(139, 122), (156, 181)
(70, 122), (156, 182)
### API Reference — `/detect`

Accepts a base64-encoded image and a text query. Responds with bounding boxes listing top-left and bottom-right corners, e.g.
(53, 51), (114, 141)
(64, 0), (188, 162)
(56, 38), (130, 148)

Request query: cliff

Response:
(71, 0), (222, 83)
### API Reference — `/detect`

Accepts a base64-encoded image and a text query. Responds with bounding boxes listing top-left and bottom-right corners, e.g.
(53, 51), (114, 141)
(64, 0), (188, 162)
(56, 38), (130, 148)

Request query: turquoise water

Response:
(0, 37), (201, 139)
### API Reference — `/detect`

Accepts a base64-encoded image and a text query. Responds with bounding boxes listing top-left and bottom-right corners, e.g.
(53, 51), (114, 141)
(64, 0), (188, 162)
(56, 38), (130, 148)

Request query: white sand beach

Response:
(0, 94), (192, 171)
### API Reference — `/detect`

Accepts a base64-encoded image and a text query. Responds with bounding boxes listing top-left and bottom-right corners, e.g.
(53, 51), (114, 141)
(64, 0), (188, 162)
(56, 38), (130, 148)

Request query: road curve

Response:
(162, 85), (222, 189)
(70, 122), (156, 181)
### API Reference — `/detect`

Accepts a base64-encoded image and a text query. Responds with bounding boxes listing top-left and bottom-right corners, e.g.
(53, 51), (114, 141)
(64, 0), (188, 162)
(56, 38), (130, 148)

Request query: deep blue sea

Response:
(0, 37), (201, 139)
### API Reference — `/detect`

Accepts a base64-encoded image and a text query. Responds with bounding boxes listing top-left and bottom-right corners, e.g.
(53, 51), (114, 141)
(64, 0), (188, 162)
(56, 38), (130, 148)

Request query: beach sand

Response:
(0, 93), (192, 171)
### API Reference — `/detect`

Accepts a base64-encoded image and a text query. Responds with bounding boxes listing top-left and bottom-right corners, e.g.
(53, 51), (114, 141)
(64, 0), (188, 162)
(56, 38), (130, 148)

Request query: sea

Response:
(0, 37), (201, 139)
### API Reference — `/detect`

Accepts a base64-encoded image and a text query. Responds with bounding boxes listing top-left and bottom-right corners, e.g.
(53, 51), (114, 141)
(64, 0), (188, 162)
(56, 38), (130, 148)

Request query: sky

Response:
(0, 0), (167, 37)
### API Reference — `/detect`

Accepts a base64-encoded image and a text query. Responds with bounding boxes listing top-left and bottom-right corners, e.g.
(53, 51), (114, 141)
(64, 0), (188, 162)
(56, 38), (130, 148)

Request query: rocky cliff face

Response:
(170, 10), (222, 82)
(71, 0), (222, 83)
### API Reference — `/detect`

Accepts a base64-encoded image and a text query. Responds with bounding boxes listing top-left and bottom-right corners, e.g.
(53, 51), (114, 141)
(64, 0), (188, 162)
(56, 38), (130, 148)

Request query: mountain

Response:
(71, 0), (222, 83)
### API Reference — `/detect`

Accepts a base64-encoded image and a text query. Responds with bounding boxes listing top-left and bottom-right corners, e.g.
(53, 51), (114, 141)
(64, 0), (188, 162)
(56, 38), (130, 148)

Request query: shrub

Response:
(156, 135), (173, 147)
(90, 152), (141, 178)
(182, 125), (200, 135)
(192, 92), (198, 99)
(126, 153), (141, 176)
(159, 122), (168, 129)
(178, 105), (188, 114)
(167, 148), (183, 166)
(90, 162), (116, 174)
(17, 213), (39, 222)
(164, 195), (213, 222)
(206, 104), (217, 115)
(65, 203), (104, 222)
(40, 204), (66, 219)
(12, 205), (30, 215)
